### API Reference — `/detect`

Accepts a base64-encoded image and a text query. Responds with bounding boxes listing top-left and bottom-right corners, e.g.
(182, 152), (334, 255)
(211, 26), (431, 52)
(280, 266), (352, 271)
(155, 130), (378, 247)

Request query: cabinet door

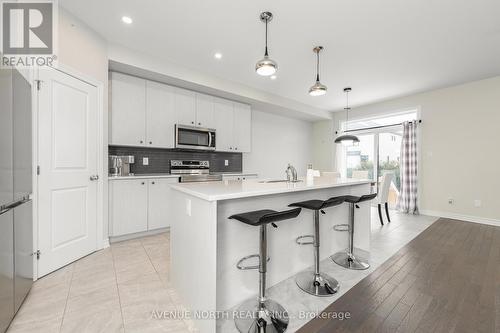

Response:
(195, 93), (215, 129)
(233, 103), (252, 152)
(213, 98), (234, 152)
(146, 81), (176, 148)
(110, 180), (148, 236)
(148, 178), (178, 230)
(175, 88), (196, 126)
(110, 72), (146, 146)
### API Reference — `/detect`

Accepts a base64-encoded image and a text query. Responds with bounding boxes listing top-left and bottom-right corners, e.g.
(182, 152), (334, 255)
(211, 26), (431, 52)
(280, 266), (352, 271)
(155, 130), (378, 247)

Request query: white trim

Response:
(420, 210), (500, 227)
(109, 227), (170, 244)
(102, 238), (110, 249)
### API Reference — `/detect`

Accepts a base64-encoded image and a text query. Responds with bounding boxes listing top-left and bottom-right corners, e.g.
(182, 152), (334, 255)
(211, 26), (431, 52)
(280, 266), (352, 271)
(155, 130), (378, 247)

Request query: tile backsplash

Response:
(108, 146), (242, 174)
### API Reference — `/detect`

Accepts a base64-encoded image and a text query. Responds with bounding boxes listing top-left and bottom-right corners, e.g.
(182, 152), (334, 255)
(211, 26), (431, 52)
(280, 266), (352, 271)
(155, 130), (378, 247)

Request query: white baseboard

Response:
(102, 238), (110, 249)
(420, 210), (500, 227)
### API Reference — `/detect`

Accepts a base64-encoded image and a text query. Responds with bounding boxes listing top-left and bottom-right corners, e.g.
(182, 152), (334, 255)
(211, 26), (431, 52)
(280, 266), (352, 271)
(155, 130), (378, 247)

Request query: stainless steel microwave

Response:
(175, 124), (216, 150)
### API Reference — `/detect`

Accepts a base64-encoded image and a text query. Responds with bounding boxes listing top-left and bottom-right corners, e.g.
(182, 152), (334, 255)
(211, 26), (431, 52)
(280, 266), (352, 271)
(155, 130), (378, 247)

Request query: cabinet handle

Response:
(191, 121), (194, 124)
(235, 147), (238, 150)
(140, 140), (144, 144)
(141, 182), (145, 185)
(229, 147), (232, 150)
(198, 122), (201, 126)
(151, 181), (155, 185)
(149, 141), (152, 145)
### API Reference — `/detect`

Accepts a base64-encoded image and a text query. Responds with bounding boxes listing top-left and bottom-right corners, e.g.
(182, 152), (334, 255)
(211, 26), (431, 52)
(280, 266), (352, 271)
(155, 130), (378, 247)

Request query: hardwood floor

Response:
(297, 218), (500, 333)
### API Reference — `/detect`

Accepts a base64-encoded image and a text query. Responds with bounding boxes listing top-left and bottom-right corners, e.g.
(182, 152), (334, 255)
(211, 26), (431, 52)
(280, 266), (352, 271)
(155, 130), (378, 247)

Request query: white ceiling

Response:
(60, 0), (500, 113)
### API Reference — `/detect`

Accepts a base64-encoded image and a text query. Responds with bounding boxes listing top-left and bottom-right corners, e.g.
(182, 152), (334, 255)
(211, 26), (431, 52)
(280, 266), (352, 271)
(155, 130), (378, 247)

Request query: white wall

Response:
(316, 76), (500, 223)
(243, 110), (313, 179)
(57, 8), (110, 242)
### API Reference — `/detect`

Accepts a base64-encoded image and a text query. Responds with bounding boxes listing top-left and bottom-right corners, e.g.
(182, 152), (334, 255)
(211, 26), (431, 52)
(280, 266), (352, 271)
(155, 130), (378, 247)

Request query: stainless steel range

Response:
(170, 160), (222, 183)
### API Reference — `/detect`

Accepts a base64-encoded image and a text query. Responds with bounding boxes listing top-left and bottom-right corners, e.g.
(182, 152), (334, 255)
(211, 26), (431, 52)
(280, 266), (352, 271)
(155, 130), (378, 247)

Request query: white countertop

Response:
(170, 177), (372, 201)
(108, 172), (258, 181)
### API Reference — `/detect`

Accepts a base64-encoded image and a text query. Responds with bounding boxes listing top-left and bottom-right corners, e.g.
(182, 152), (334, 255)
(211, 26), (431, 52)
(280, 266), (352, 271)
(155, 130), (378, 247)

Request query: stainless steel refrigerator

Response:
(0, 68), (33, 332)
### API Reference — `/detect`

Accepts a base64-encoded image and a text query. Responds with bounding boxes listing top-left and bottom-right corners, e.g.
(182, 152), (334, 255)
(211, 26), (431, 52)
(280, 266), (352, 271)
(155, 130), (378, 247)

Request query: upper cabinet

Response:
(146, 81), (176, 148)
(233, 102), (252, 152)
(175, 88), (196, 126)
(195, 93), (215, 129)
(109, 72), (251, 152)
(213, 97), (234, 152)
(110, 72), (146, 146)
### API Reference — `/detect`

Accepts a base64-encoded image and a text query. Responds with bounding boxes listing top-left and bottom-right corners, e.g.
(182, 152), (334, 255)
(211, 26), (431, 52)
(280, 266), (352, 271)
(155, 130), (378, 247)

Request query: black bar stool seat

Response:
(288, 196), (345, 297)
(229, 208), (301, 226)
(331, 193), (377, 270)
(229, 207), (301, 333)
(288, 196), (345, 211)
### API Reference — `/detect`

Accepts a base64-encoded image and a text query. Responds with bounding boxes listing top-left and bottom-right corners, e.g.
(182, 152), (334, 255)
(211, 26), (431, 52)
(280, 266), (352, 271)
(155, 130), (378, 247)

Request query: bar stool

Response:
(288, 196), (345, 296)
(331, 193), (377, 270)
(229, 207), (301, 333)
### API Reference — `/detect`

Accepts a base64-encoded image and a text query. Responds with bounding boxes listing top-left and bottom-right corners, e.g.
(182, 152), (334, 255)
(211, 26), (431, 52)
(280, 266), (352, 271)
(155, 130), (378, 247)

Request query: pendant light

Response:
(255, 12), (278, 76)
(309, 46), (327, 96)
(335, 87), (360, 145)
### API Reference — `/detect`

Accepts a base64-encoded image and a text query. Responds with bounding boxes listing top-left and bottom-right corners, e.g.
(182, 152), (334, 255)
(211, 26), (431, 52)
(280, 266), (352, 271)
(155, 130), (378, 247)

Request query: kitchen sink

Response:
(259, 179), (303, 183)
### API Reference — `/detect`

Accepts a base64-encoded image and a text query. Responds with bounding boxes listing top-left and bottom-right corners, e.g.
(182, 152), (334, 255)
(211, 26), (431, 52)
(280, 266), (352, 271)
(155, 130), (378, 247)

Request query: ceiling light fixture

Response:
(255, 12), (278, 76)
(121, 16), (133, 24)
(335, 87), (360, 145)
(309, 46), (327, 96)
(270, 75), (277, 80)
(214, 52), (222, 59)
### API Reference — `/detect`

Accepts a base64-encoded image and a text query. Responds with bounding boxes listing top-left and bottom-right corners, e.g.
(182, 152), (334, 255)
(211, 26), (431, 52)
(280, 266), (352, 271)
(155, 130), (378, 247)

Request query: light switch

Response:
(225, 160), (229, 166)
(143, 157), (149, 165)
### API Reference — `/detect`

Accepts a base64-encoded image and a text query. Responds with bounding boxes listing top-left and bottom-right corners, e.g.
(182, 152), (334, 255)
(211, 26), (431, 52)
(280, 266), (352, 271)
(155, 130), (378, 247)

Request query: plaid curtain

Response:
(397, 121), (419, 214)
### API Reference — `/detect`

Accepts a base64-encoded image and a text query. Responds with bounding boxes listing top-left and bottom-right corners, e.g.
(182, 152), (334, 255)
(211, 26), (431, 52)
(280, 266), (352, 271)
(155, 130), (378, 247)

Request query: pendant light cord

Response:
(264, 19), (269, 56)
(316, 51), (320, 82)
(345, 90), (350, 127)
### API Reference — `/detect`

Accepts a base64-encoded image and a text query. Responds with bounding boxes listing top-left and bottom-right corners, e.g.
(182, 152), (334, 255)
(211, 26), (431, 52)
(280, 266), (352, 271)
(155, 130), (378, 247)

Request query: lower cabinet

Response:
(109, 177), (178, 237)
(147, 178), (178, 230)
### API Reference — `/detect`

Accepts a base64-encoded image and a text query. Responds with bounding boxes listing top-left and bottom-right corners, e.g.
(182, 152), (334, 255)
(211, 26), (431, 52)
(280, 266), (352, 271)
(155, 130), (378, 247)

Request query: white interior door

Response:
(37, 68), (98, 277)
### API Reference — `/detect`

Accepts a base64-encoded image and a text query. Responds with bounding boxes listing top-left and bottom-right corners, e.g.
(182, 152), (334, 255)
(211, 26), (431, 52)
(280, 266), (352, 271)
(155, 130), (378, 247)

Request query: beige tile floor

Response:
(7, 232), (196, 333)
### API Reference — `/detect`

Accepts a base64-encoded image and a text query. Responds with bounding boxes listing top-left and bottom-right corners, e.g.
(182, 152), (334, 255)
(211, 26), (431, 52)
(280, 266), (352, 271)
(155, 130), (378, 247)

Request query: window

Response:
(338, 110), (417, 207)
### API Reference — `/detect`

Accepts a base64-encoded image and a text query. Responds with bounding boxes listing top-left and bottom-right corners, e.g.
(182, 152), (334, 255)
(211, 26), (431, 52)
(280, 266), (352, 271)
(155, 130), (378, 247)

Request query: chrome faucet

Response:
(286, 163), (298, 182)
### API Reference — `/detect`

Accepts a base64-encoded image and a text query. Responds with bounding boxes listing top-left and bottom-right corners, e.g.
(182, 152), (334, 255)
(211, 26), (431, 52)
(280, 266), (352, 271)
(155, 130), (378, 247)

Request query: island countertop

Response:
(170, 177), (371, 201)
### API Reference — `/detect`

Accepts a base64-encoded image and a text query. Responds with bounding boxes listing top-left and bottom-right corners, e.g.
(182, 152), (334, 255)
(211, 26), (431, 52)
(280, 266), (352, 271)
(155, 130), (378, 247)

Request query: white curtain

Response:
(397, 121), (419, 214)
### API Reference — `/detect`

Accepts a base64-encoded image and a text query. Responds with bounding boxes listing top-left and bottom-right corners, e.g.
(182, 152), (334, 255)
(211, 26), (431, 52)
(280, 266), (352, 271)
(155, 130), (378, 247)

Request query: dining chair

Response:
(375, 172), (395, 225)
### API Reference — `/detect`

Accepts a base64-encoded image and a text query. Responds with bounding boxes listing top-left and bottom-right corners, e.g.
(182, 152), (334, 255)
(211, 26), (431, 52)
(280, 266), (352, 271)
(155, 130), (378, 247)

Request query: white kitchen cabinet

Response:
(110, 179), (148, 236)
(147, 178), (177, 230)
(195, 93), (215, 129)
(175, 88), (196, 126)
(233, 102), (252, 152)
(146, 81), (176, 148)
(110, 73), (146, 146)
(213, 97), (234, 152)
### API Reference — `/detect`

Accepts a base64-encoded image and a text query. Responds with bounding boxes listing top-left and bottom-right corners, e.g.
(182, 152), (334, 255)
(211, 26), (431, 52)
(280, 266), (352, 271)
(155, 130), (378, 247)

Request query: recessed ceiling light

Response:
(270, 75), (277, 80)
(214, 52), (222, 59)
(121, 16), (133, 24)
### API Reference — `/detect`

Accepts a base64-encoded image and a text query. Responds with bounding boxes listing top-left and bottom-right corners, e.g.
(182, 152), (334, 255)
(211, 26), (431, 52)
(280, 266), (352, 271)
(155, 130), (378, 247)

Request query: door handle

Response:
(90, 175), (99, 181)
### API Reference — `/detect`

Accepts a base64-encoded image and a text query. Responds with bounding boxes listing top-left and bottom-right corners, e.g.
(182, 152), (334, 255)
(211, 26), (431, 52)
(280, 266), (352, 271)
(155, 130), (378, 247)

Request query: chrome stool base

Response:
(331, 251), (370, 270)
(234, 298), (289, 333)
(295, 270), (340, 296)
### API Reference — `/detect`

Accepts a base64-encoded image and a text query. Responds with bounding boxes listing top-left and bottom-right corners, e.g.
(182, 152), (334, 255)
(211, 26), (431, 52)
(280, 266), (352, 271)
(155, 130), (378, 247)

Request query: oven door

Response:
(175, 125), (216, 150)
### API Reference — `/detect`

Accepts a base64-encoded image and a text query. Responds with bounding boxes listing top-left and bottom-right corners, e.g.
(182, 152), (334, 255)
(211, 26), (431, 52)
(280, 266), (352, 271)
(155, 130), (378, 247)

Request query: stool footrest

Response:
(236, 254), (270, 270)
(295, 235), (315, 245)
(333, 224), (350, 232)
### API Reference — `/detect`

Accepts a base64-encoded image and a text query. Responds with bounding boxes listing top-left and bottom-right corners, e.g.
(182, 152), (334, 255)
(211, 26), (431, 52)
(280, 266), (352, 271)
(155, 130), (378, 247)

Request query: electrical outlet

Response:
(474, 200), (482, 208)
(225, 160), (229, 166)
(448, 198), (454, 205)
(142, 157), (149, 166)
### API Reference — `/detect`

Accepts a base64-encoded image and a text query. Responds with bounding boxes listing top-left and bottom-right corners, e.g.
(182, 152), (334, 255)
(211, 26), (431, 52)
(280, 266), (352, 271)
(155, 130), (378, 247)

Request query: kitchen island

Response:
(170, 177), (372, 333)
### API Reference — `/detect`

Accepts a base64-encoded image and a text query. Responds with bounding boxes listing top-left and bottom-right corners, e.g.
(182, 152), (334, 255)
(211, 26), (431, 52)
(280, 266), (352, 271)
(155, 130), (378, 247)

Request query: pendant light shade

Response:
(335, 87), (360, 145)
(309, 46), (327, 96)
(255, 12), (278, 76)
